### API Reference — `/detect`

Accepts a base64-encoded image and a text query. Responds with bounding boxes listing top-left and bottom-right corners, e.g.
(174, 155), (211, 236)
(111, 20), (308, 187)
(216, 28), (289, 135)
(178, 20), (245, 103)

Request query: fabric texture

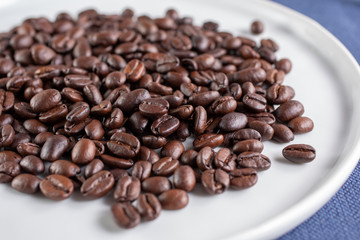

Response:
(272, 0), (360, 239)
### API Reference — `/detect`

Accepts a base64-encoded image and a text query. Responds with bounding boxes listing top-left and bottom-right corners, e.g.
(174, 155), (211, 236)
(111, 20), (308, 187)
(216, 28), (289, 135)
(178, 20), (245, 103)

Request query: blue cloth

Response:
(273, 0), (360, 239)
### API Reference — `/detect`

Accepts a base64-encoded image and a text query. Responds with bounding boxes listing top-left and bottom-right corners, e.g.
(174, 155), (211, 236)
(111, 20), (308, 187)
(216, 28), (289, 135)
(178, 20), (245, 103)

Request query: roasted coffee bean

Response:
(233, 139), (264, 154)
(66, 102), (90, 123)
(104, 71), (126, 89)
(189, 91), (220, 106)
(180, 149), (198, 166)
(211, 96), (237, 115)
(134, 146), (159, 164)
(0, 151), (21, 164)
(160, 140), (184, 160)
(132, 161), (152, 181)
(30, 44), (56, 65)
(243, 93), (267, 112)
(175, 122), (191, 141)
(139, 98), (169, 119)
(17, 142), (40, 156)
(275, 100), (304, 122)
(100, 154), (134, 169)
(251, 20), (264, 34)
(193, 133), (224, 150)
(196, 146), (214, 171)
(114, 88), (151, 114)
(158, 189), (189, 210)
(214, 148), (236, 172)
(282, 144), (316, 163)
(104, 108), (124, 129)
(38, 104), (68, 123)
(152, 157), (179, 176)
(114, 175), (141, 202)
(272, 124), (294, 143)
(287, 116), (314, 134)
(231, 128), (262, 143)
(247, 120), (274, 141)
(49, 160), (81, 178)
(10, 133), (31, 149)
(91, 99), (112, 116)
(231, 68), (266, 84)
(80, 170), (115, 198)
(201, 169), (230, 194)
(156, 55), (179, 73)
(19, 155), (45, 175)
(40, 134), (69, 161)
(229, 168), (258, 189)
(112, 202), (140, 229)
(141, 135), (167, 149)
(33, 132), (53, 146)
(14, 102), (37, 119)
(61, 87), (83, 102)
(0, 124), (15, 147)
(219, 112), (247, 132)
(83, 84), (102, 105)
(142, 176), (171, 195)
(72, 138), (96, 165)
(84, 159), (104, 178)
(73, 56), (99, 70)
(0, 114), (14, 126)
(267, 84), (295, 104)
(193, 106), (207, 135)
(135, 193), (162, 221)
(237, 152), (271, 171)
(40, 174), (74, 200)
(124, 59), (145, 82)
(107, 132), (140, 158)
(247, 112), (276, 125)
(30, 89), (61, 113)
(0, 160), (21, 183)
(64, 74), (92, 90)
(23, 119), (47, 134)
(151, 114), (180, 137)
(169, 105), (193, 120)
(11, 173), (41, 194)
(84, 119), (105, 140)
(173, 165), (196, 192)
(276, 58), (292, 74)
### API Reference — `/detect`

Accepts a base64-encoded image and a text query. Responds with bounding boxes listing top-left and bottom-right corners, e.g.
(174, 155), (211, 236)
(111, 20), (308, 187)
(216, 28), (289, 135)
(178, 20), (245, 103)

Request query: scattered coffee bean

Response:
(282, 144), (316, 163)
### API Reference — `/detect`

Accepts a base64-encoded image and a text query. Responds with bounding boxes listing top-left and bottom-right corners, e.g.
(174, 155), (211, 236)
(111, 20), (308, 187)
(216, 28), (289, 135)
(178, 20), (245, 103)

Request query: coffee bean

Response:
(85, 119), (105, 140)
(152, 157), (179, 176)
(84, 159), (104, 178)
(231, 68), (266, 84)
(229, 168), (258, 189)
(38, 104), (68, 123)
(30, 44), (56, 64)
(158, 189), (189, 210)
(180, 149), (198, 167)
(30, 89), (61, 113)
(142, 176), (171, 195)
(214, 148), (236, 172)
(243, 93), (267, 112)
(272, 124), (294, 143)
(247, 120), (274, 141)
(40, 174), (74, 200)
(124, 59), (145, 82)
(267, 84), (295, 104)
(288, 116), (314, 134)
(0, 124), (15, 147)
(135, 193), (162, 221)
(233, 139), (264, 154)
(201, 169), (230, 194)
(282, 144), (316, 163)
(196, 146), (214, 171)
(193, 133), (224, 150)
(275, 58), (292, 74)
(40, 135), (69, 161)
(107, 132), (140, 158)
(71, 139), (96, 165)
(16, 142), (40, 156)
(275, 100), (304, 122)
(139, 98), (169, 119)
(0, 160), (21, 183)
(66, 102), (90, 123)
(251, 20), (264, 34)
(49, 160), (81, 178)
(219, 112), (247, 132)
(160, 140), (184, 160)
(11, 173), (41, 194)
(113, 175), (141, 202)
(19, 155), (45, 175)
(173, 165), (196, 192)
(132, 161), (152, 181)
(112, 202), (140, 229)
(237, 152), (271, 171)
(0, 151), (22, 164)
(80, 170), (115, 198)
(151, 114), (180, 137)
(100, 154), (134, 169)
(114, 88), (150, 114)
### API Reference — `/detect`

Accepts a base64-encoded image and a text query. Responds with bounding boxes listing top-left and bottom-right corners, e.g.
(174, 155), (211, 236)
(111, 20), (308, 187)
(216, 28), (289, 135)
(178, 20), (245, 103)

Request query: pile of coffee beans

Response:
(0, 8), (315, 228)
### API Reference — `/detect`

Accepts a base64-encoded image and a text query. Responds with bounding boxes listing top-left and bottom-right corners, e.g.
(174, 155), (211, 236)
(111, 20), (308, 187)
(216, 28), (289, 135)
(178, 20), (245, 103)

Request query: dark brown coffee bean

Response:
(123, 59), (145, 82)
(272, 124), (294, 143)
(72, 138), (96, 165)
(288, 116), (314, 134)
(0, 114), (14, 126)
(151, 114), (180, 137)
(180, 149), (198, 167)
(135, 193), (162, 221)
(201, 169), (230, 194)
(211, 96), (237, 115)
(237, 152), (271, 171)
(17, 142), (40, 156)
(114, 175), (141, 202)
(275, 100), (304, 122)
(0, 58), (15, 75)
(275, 58), (292, 74)
(127, 111), (148, 135)
(158, 189), (189, 210)
(64, 74), (93, 90)
(193, 133), (224, 150)
(80, 170), (115, 198)
(267, 84), (295, 104)
(131, 161), (152, 181)
(64, 120), (87, 136)
(49, 160), (81, 178)
(84, 159), (104, 178)
(282, 144), (316, 163)
(23, 119), (47, 134)
(0, 160), (21, 183)
(66, 102), (90, 123)
(14, 102), (37, 119)
(111, 202), (140, 229)
(196, 146), (214, 171)
(243, 93), (267, 112)
(156, 55), (179, 73)
(30, 44), (56, 65)
(251, 20), (264, 34)
(219, 112), (247, 132)
(231, 68), (266, 84)
(247, 120), (274, 141)
(169, 105), (194, 120)
(104, 108), (124, 130)
(142, 135), (167, 149)
(114, 88), (151, 114)
(152, 157), (179, 176)
(0, 151), (22, 164)
(247, 112), (276, 125)
(173, 165), (196, 192)
(38, 104), (67, 124)
(100, 154), (134, 169)
(19, 155), (44, 175)
(214, 148), (236, 172)
(193, 106), (207, 135)
(84, 119), (105, 140)
(189, 91), (220, 106)
(107, 132), (140, 159)
(233, 139), (264, 154)
(0, 124), (15, 147)
(61, 87), (84, 102)
(11, 173), (41, 194)
(30, 89), (61, 113)
(160, 140), (184, 160)
(91, 99), (112, 116)
(139, 98), (169, 119)
(39, 174), (74, 200)
(229, 168), (258, 189)
(83, 84), (102, 105)
(73, 56), (99, 70)
(40, 135), (69, 162)
(142, 176), (171, 195)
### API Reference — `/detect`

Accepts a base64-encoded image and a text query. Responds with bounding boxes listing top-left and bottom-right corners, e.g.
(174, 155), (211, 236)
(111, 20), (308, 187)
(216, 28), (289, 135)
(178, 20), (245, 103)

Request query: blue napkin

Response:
(273, 0), (360, 239)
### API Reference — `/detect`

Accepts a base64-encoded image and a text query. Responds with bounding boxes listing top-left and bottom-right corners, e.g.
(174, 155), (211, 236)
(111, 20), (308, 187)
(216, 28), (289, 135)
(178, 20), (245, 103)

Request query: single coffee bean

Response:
(214, 148), (236, 172)
(66, 102), (90, 123)
(139, 98), (169, 119)
(287, 116), (314, 134)
(39, 174), (74, 200)
(132, 161), (152, 181)
(49, 160), (81, 178)
(0, 124), (15, 147)
(134, 146), (160, 164)
(71, 138), (96, 165)
(193, 133), (224, 150)
(193, 106), (207, 135)
(247, 120), (274, 141)
(243, 93), (267, 112)
(251, 20), (264, 34)
(274, 100), (304, 122)
(247, 112), (276, 125)
(80, 170), (115, 198)
(180, 149), (198, 167)
(40, 135), (69, 162)
(160, 140), (185, 160)
(150, 114), (180, 137)
(196, 146), (214, 171)
(142, 176), (171, 195)
(104, 108), (124, 129)
(100, 154), (134, 169)
(19, 155), (45, 175)
(229, 168), (258, 189)
(275, 58), (292, 74)
(84, 119), (105, 140)
(114, 88), (151, 114)
(23, 119), (47, 134)
(173, 165), (196, 192)
(16, 142), (40, 156)
(135, 193), (162, 221)
(272, 124), (294, 143)
(30, 44), (56, 65)
(83, 84), (103, 105)
(11, 173), (41, 194)
(152, 157), (179, 176)
(233, 139), (264, 154)
(237, 152), (271, 171)
(282, 144), (316, 163)
(158, 189), (189, 210)
(30, 89), (61, 113)
(127, 111), (148, 135)
(201, 169), (230, 194)
(107, 132), (140, 159)
(231, 68), (266, 84)
(111, 202), (141, 229)
(38, 104), (68, 123)
(266, 84), (295, 104)
(84, 159), (104, 178)
(142, 135), (167, 149)
(211, 96), (237, 115)
(218, 112), (247, 132)
(0, 151), (22, 164)
(0, 160), (21, 183)
(114, 175), (141, 202)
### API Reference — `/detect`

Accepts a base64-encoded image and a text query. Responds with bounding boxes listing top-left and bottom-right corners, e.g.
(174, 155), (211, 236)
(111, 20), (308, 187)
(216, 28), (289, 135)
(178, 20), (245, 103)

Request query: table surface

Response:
(273, 0), (360, 239)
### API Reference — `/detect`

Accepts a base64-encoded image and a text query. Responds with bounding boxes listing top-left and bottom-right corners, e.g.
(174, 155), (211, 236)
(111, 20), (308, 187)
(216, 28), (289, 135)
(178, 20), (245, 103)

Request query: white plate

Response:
(1, 0), (360, 239)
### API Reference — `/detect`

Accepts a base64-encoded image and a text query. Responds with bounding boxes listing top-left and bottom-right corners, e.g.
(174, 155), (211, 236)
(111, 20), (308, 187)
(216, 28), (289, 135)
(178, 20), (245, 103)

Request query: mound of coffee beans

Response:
(0, 7), (315, 229)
